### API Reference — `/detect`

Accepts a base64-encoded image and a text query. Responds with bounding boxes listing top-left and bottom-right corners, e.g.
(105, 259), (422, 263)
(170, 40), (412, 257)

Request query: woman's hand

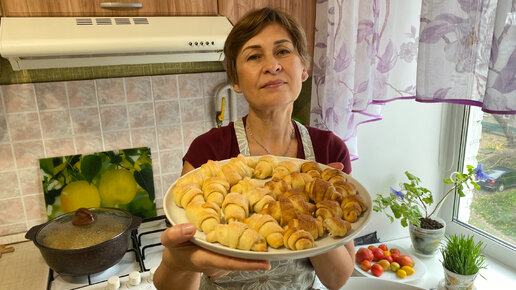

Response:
(327, 162), (344, 171)
(154, 223), (271, 289)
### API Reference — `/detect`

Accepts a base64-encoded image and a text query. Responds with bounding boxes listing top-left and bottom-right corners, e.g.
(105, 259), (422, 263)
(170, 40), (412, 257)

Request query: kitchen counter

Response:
(0, 234), (49, 290)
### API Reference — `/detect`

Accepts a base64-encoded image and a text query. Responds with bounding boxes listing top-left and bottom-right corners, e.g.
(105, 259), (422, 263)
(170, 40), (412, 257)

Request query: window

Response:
(441, 105), (516, 263)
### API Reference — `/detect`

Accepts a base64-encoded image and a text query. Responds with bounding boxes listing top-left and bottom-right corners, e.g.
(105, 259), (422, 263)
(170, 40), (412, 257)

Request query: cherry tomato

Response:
(390, 248), (401, 256)
(397, 269), (407, 279)
(384, 255), (394, 263)
(397, 255), (414, 267)
(371, 263), (384, 277)
(391, 253), (400, 262)
(355, 247), (374, 263)
(368, 245), (376, 251)
(360, 260), (372, 272)
(390, 261), (401, 272)
(376, 259), (390, 270)
(372, 247), (385, 261)
(401, 265), (415, 275)
(378, 244), (388, 251)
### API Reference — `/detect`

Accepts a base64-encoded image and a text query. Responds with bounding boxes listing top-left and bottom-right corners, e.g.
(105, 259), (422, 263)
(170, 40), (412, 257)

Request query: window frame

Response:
(439, 104), (516, 267)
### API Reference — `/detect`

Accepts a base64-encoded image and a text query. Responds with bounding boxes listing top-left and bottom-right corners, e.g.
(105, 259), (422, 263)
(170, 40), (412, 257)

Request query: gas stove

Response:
(47, 215), (168, 290)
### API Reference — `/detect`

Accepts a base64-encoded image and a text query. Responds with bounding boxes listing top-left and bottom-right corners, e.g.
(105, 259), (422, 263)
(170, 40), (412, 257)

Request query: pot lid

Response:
(35, 207), (132, 250)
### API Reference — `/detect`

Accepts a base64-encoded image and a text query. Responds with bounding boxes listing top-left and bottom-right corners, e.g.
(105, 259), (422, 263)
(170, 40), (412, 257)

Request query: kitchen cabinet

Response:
(218, 0), (316, 71)
(0, 0), (218, 17)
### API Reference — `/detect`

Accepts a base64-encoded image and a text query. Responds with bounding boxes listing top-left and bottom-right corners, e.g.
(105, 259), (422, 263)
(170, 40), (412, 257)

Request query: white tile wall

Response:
(0, 72), (249, 237)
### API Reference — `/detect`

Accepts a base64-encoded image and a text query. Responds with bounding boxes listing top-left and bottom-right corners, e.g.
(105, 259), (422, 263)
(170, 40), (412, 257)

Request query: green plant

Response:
(373, 164), (487, 227)
(441, 234), (487, 275)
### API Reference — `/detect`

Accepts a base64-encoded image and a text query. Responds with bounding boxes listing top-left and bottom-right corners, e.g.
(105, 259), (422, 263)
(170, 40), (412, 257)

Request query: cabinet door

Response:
(1, 0), (218, 17)
(219, 0), (316, 71)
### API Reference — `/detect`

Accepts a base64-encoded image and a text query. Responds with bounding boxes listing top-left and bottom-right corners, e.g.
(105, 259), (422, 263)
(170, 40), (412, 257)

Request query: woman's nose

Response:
(264, 57), (282, 74)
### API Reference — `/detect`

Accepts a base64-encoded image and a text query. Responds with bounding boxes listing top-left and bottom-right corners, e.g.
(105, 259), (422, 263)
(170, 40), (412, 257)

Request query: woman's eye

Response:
(247, 54), (260, 61)
(277, 49), (291, 55)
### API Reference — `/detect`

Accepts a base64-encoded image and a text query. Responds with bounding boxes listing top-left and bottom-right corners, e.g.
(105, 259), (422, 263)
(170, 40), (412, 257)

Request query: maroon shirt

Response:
(184, 118), (351, 174)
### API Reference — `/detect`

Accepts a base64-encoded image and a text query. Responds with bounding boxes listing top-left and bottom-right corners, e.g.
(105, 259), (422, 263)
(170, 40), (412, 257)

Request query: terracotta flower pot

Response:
(443, 266), (478, 290)
(409, 216), (446, 256)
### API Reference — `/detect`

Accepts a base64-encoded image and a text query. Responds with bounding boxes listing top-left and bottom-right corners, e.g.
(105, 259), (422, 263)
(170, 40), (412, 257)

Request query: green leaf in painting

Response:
(81, 154), (102, 183)
(134, 166), (155, 200)
(39, 158), (54, 176)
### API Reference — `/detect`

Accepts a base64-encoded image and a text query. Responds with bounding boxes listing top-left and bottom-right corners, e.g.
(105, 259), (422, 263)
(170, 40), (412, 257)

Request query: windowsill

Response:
(350, 236), (516, 289)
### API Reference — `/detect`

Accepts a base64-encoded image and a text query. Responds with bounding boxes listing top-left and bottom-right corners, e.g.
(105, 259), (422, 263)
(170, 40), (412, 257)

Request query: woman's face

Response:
(233, 24), (308, 111)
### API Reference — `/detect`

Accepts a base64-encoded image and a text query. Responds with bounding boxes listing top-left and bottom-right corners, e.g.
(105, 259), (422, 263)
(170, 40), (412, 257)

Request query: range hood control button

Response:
(129, 271), (141, 285)
(107, 276), (120, 290)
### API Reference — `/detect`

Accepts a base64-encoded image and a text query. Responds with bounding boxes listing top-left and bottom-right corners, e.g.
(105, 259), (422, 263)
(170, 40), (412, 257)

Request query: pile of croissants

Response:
(172, 154), (368, 252)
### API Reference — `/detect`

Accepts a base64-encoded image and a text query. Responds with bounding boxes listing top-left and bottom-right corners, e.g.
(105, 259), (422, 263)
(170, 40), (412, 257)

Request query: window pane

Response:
(458, 107), (516, 247)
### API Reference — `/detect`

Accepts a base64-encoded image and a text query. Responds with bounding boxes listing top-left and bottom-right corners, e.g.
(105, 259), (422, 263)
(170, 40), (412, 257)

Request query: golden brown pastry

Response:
(201, 177), (230, 207)
(244, 213), (284, 248)
(198, 160), (223, 178)
(217, 157), (254, 186)
(282, 172), (313, 191)
(206, 221), (267, 252)
(284, 214), (324, 240)
(230, 176), (261, 194)
(332, 180), (357, 197)
(283, 227), (314, 250)
(259, 196), (298, 227)
(305, 178), (343, 204)
(236, 153), (257, 169)
(321, 168), (347, 184)
(322, 217), (352, 237)
(243, 187), (275, 213)
(253, 155), (278, 179)
(185, 200), (221, 233)
(222, 192), (250, 222)
(272, 160), (301, 179)
(263, 177), (290, 199)
(300, 161), (323, 179)
(173, 183), (204, 208)
(340, 195), (367, 222)
(315, 200), (343, 221)
(287, 195), (316, 216)
(282, 188), (309, 202)
(176, 171), (205, 187)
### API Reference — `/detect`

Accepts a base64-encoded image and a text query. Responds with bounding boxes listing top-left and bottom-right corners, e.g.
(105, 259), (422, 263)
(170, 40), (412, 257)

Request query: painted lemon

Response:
(60, 181), (101, 213)
(99, 169), (138, 204)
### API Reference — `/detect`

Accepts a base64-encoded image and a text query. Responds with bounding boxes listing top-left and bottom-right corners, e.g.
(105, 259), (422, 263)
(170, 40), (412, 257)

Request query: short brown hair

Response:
(223, 7), (310, 85)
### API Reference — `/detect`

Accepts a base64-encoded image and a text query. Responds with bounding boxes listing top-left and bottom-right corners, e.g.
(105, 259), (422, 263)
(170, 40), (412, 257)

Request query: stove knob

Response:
(129, 271), (141, 286)
(149, 267), (158, 281)
(107, 276), (120, 290)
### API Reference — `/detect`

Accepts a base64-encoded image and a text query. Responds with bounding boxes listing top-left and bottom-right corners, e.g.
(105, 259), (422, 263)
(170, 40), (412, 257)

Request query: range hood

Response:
(0, 16), (233, 71)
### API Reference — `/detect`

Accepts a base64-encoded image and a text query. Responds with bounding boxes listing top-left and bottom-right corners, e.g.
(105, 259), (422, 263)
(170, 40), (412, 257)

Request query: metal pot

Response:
(26, 207), (141, 276)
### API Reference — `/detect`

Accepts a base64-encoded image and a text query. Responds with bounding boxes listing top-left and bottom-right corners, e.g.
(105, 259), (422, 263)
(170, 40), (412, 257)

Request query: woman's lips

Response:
(261, 80), (285, 88)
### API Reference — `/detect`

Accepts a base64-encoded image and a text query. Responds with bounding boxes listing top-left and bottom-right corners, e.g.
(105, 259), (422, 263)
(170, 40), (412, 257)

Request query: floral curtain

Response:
(310, 0), (421, 160)
(417, 0), (516, 114)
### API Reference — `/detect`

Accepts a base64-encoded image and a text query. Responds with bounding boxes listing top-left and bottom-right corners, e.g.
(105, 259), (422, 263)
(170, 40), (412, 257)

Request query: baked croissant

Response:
(300, 161), (323, 179)
(253, 155), (278, 179)
(259, 196), (298, 226)
(284, 214), (324, 240)
(332, 180), (357, 197)
(236, 153), (257, 169)
(222, 192), (249, 222)
(263, 177), (290, 199)
(287, 195), (316, 216)
(173, 183), (204, 208)
(243, 187), (275, 213)
(340, 195), (367, 222)
(315, 200), (343, 221)
(282, 172), (313, 191)
(283, 227), (314, 250)
(244, 213), (284, 248)
(217, 157), (254, 186)
(305, 178), (343, 204)
(321, 168), (347, 184)
(206, 221), (267, 252)
(202, 177), (230, 207)
(230, 176), (261, 194)
(282, 188), (309, 202)
(176, 170), (205, 187)
(185, 201), (221, 233)
(198, 160), (223, 178)
(272, 160), (301, 179)
(323, 216), (352, 237)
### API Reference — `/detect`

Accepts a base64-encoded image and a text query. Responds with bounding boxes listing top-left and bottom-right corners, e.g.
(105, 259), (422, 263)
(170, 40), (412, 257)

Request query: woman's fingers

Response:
(327, 162), (344, 170)
(161, 223), (196, 247)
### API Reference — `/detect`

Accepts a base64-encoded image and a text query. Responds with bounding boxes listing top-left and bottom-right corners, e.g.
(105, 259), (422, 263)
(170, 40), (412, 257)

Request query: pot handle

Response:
(129, 215), (142, 230)
(25, 223), (46, 241)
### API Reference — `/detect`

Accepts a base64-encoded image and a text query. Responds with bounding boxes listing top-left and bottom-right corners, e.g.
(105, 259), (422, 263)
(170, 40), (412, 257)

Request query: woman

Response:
(154, 7), (355, 290)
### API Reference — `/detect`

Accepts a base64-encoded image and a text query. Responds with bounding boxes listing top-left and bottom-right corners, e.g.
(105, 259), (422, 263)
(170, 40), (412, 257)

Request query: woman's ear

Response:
(301, 69), (309, 82)
(233, 83), (241, 93)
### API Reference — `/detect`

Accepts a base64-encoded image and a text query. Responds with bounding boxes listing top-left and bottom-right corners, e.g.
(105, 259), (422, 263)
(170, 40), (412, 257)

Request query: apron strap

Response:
(234, 118), (315, 161)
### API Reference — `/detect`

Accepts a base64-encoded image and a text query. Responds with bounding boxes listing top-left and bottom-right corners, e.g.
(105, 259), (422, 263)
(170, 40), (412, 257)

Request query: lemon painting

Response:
(39, 147), (157, 220)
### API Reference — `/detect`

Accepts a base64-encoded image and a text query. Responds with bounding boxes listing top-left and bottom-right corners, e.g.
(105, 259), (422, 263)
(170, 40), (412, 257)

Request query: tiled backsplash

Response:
(0, 72), (249, 237)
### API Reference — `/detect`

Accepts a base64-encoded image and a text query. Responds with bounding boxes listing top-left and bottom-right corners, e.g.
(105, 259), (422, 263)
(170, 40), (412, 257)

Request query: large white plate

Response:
(340, 277), (426, 290)
(163, 156), (372, 260)
(353, 243), (427, 282)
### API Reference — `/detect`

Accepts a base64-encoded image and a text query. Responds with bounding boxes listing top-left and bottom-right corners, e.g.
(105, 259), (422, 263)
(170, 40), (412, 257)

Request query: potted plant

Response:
(441, 234), (487, 289)
(373, 164), (487, 256)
